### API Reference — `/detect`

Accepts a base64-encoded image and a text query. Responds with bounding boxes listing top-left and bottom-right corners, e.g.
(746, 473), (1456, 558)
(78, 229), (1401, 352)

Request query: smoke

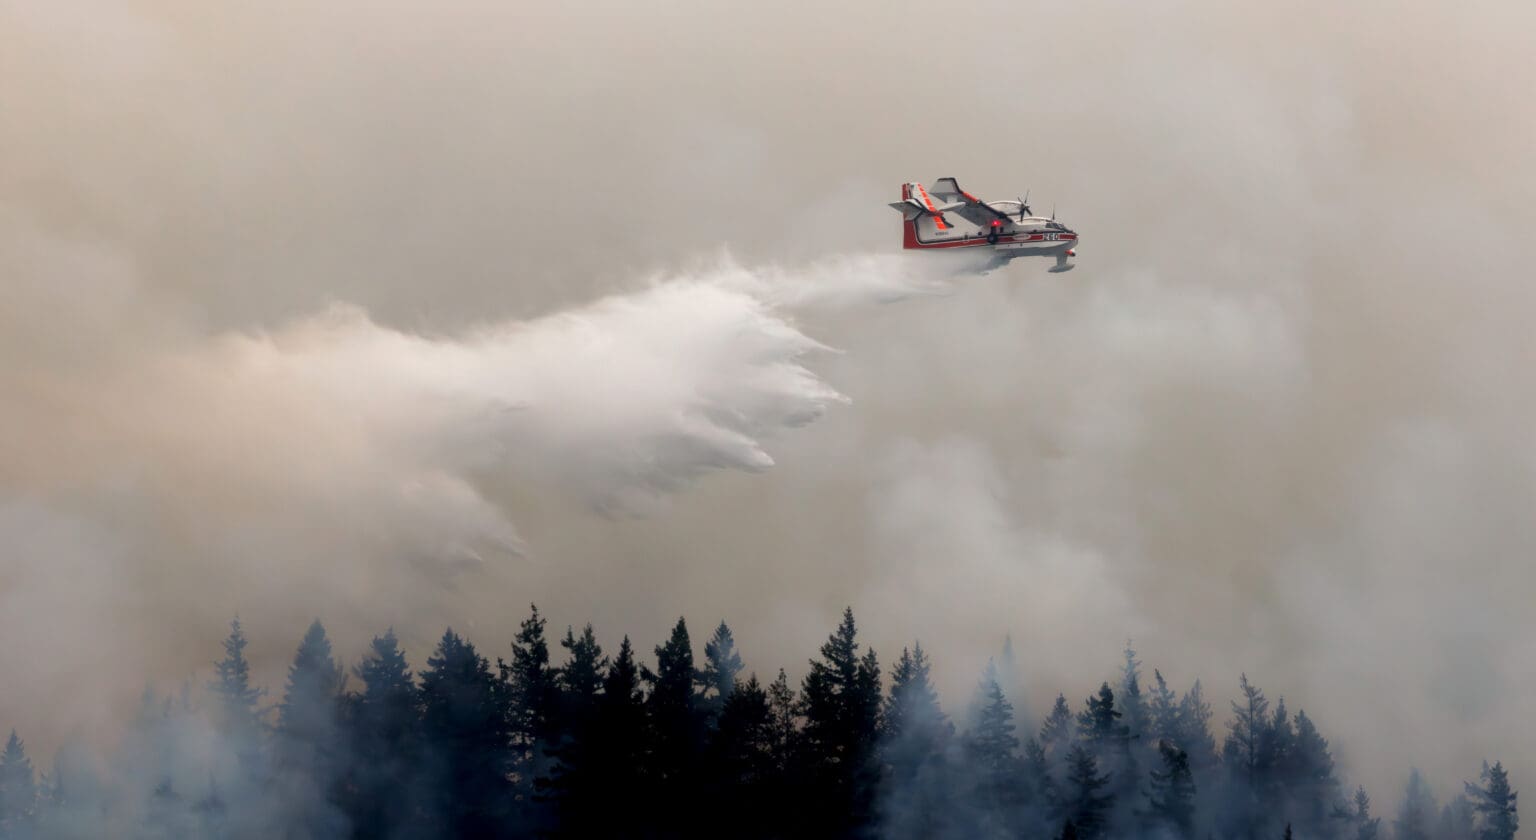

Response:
(3, 0), (1535, 820)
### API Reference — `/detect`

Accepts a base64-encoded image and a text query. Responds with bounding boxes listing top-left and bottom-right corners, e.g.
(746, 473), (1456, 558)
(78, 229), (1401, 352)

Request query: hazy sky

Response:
(3, 0), (1535, 806)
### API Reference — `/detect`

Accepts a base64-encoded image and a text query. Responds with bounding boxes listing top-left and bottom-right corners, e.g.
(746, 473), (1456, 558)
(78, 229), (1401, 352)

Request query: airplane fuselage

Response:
(894, 181), (1079, 271)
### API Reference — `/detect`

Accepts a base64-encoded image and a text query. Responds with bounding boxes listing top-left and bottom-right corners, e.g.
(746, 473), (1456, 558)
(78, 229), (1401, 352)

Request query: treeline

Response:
(0, 607), (1519, 839)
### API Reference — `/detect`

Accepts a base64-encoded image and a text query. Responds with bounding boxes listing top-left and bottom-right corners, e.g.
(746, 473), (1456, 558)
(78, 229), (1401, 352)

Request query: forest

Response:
(0, 607), (1517, 839)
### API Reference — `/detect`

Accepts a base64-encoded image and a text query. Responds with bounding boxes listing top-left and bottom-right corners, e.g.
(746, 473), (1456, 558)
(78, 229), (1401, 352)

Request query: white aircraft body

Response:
(889, 178), (1079, 272)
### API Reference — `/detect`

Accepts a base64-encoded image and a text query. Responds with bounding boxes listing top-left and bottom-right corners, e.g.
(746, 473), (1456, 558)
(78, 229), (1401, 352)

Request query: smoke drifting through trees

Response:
(5, 0), (1536, 818)
(0, 610), (1519, 839)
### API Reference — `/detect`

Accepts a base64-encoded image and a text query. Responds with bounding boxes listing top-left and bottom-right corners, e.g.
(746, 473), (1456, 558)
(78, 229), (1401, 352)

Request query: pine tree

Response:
(1438, 793), (1477, 839)
(0, 731), (36, 837)
(1119, 642), (1149, 742)
(1224, 674), (1269, 790)
(341, 628), (422, 839)
(1040, 693), (1077, 759)
(1395, 767), (1436, 840)
(1286, 708), (1339, 834)
(557, 623), (607, 717)
(880, 643), (952, 838)
(698, 621), (744, 714)
(965, 659), (1022, 826)
(1077, 682), (1127, 748)
(209, 617), (266, 737)
(503, 603), (558, 808)
(703, 674), (777, 836)
(274, 619), (346, 837)
(765, 668), (800, 774)
(646, 616), (705, 817)
(1464, 761), (1517, 840)
(800, 607), (882, 833)
(1148, 669), (1179, 745)
(563, 635), (647, 837)
(419, 628), (512, 836)
(1176, 679), (1219, 769)
(1025, 737), (1058, 809)
(1143, 740), (1196, 838)
(1350, 786), (1382, 840)
(1061, 744), (1112, 839)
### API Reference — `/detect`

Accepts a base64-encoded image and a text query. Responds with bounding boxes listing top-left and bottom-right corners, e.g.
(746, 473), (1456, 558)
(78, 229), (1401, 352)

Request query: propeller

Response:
(1018, 190), (1031, 220)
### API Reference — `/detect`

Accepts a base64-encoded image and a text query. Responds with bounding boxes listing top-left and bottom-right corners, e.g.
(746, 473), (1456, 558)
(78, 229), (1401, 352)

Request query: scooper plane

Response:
(890, 178), (1079, 272)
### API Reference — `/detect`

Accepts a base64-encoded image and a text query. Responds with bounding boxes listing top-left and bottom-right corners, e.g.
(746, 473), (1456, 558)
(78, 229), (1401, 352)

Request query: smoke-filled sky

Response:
(4, 0), (1535, 806)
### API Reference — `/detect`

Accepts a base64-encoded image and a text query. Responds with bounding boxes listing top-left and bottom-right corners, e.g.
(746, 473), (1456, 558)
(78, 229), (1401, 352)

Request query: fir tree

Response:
(965, 659), (1022, 827)
(208, 617), (266, 737)
(556, 623), (607, 717)
(1025, 737), (1058, 809)
(880, 643), (952, 838)
(503, 603), (558, 806)
(1143, 740), (1197, 838)
(1225, 673), (1269, 790)
(703, 674), (777, 835)
(800, 607), (882, 833)
(646, 616), (705, 815)
(341, 628), (422, 839)
(1148, 669), (1179, 744)
(1176, 679), (1219, 769)
(1061, 744), (1113, 839)
(1077, 682), (1128, 748)
(1395, 767), (1436, 840)
(274, 619), (346, 837)
(1438, 793), (1477, 840)
(1286, 708), (1339, 834)
(1464, 761), (1517, 840)
(765, 668), (800, 774)
(1040, 693), (1077, 759)
(698, 621), (744, 712)
(0, 731), (36, 837)
(565, 635), (648, 837)
(1119, 642), (1149, 742)
(419, 628), (512, 836)
(1350, 786), (1382, 840)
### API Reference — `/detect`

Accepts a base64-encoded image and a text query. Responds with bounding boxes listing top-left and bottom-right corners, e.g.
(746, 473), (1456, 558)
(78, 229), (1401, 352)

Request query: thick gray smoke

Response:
(3, 0), (1534, 816)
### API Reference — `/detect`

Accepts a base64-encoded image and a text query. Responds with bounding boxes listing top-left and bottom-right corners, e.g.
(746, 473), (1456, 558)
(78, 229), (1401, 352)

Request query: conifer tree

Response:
(1061, 744), (1113, 839)
(1119, 642), (1149, 742)
(1224, 674), (1269, 790)
(419, 629), (512, 836)
(1176, 679), (1219, 769)
(879, 642), (953, 838)
(556, 623), (607, 717)
(1025, 737), (1058, 809)
(504, 603), (558, 802)
(0, 731), (36, 837)
(1348, 786), (1382, 840)
(209, 617), (266, 738)
(1148, 669), (1180, 744)
(704, 674), (776, 835)
(1438, 793), (1477, 839)
(564, 635), (647, 837)
(698, 621), (744, 713)
(765, 668), (800, 774)
(1143, 740), (1196, 838)
(965, 659), (1022, 821)
(1395, 767), (1436, 840)
(1285, 708), (1339, 834)
(275, 619), (346, 837)
(342, 628), (422, 839)
(1464, 761), (1517, 840)
(1040, 693), (1077, 760)
(646, 616), (705, 815)
(1077, 682), (1128, 749)
(800, 607), (882, 833)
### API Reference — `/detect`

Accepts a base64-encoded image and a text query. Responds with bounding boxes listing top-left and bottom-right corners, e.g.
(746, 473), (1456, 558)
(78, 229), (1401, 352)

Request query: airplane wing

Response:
(927, 177), (1012, 227)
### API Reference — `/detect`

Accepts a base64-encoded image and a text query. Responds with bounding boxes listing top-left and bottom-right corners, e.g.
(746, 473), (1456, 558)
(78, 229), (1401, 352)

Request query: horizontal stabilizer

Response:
(887, 198), (963, 220)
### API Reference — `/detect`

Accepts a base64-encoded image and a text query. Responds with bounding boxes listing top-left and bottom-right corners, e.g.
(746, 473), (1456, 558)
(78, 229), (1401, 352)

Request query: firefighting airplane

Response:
(889, 178), (1079, 272)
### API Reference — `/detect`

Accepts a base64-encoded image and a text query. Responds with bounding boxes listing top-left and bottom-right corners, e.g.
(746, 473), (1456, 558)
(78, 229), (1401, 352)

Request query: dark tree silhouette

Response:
(800, 607), (882, 835)
(1394, 767), (1436, 840)
(698, 620), (744, 715)
(1143, 740), (1196, 838)
(503, 602), (558, 819)
(274, 619), (346, 838)
(418, 628), (511, 836)
(1060, 744), (1112, 839)
(0, 731), (36, 836)
(1465, 760), (1518, 840)
(339, 628), (422, 839)
(1119, 642), (1149, 742)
